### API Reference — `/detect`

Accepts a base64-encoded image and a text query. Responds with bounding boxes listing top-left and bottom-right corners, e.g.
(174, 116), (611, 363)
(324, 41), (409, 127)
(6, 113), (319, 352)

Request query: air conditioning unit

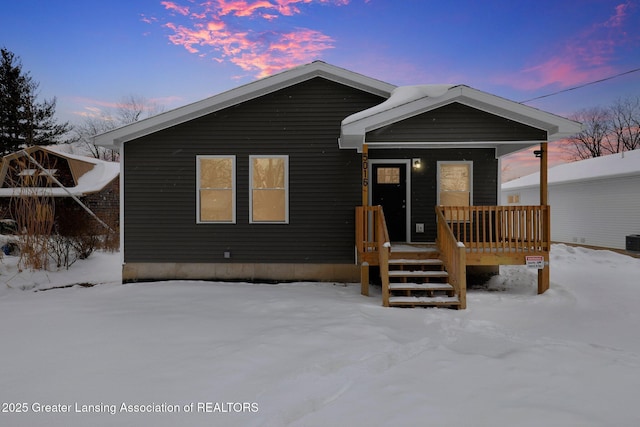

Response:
(626, 235), (640, 252)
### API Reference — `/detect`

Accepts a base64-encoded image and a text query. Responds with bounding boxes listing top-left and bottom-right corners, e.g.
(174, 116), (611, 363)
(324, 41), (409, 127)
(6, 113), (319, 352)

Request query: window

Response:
(507, 194), (520, 204)
(438, 162), (472, 220)
(376, 167), (401, 184)
(250, 155), (288, 223)
(197, 156), (235, 223)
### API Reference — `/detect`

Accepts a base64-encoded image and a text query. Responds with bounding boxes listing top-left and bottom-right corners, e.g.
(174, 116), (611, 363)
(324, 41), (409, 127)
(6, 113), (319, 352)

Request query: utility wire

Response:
(520, 67), (640, 103)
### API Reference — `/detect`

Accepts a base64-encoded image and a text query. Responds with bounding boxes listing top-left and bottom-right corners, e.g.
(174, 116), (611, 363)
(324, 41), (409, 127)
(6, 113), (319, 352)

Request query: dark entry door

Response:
(372, 163), (407, 242)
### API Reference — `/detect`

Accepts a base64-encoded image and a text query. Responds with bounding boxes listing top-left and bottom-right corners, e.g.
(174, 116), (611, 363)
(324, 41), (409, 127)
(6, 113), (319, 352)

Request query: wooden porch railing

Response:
(355, 205), (391, 306)
(356, 205), (550, 308)
(435, 207), (467, 309)
(438, 205), (551, 253)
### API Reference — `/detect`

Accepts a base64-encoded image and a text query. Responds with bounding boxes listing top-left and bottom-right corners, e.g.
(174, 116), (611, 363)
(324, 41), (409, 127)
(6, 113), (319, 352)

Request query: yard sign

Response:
(526, 255), (545, 269)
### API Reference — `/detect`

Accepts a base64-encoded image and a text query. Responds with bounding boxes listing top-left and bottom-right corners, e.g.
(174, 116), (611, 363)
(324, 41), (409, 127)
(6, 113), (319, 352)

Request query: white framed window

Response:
(438, 161), (473, 221)
(196, 155), (236, 223)
(249, 155), (289, 224)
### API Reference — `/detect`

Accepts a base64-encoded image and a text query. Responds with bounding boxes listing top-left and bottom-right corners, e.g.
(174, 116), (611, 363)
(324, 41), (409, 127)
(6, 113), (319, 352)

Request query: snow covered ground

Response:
(1, 244), (639, 426)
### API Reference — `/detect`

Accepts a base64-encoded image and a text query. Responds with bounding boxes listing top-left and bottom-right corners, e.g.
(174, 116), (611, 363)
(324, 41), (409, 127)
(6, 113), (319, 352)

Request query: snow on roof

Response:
(502, 149), (640, 190)
(342, 84), (456, 125)
(0, 148), (119, 197)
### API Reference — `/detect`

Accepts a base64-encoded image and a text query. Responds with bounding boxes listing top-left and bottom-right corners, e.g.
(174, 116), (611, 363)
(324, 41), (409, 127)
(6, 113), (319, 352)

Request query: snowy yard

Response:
(1, 244), (639, 426)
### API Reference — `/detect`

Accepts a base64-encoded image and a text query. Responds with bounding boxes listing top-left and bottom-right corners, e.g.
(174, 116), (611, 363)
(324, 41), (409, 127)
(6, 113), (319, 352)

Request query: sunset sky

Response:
(3, 0), (639, 179)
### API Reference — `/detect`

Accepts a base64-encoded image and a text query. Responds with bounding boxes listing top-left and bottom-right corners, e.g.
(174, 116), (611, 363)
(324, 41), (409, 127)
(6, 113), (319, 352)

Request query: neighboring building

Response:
(0, 146), (120, 235)
(502, 149), (640, 250)
(95, 61), (579, 301)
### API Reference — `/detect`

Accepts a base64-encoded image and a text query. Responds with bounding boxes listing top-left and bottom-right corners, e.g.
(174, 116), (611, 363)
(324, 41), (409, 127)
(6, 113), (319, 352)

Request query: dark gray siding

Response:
(124, 77), (385, 264)
(367, 102), (547, 142)
(369, 148), (498, 242)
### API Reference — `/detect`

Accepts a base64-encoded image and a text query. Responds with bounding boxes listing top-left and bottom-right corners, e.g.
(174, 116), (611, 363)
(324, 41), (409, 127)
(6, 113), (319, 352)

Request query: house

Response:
(95, 61), (580, 308)
(0, 146), (120, 236)
(502, 149), (640, 250)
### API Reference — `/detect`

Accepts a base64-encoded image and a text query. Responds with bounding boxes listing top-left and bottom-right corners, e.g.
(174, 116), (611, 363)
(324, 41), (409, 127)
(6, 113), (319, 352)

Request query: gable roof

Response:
(340, 84), (582, 154)
(94, 61), (396, 150)
(502, 149), (640, 190)
(0, 146), (119, 197)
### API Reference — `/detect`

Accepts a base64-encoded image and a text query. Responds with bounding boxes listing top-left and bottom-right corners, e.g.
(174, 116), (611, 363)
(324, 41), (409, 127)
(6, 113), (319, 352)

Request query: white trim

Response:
(249, 155), (289, 224)
(369, 159), (411, 242)
(437, 161), (474, 206)
(196, 155), (237, 224)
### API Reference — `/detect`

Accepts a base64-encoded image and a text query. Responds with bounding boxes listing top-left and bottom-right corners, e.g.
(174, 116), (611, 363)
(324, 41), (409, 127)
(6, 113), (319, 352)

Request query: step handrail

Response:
(375, 207), (391, 307)
(355, 206), (391, 306)
(436, 206), (467, 309)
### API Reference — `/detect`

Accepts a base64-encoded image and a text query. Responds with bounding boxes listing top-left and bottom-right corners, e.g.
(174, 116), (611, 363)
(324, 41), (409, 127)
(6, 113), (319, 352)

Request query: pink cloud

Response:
(154, 0), (351, 77)
(140, 14), (158, 24)
(604, 2), (631, 27)
(230, 29), (335, 77)
(517, 58), (616, 90)
(215, 0), (276, 17)
(502, 2), (636, 91)
(161, 1), (190, 15)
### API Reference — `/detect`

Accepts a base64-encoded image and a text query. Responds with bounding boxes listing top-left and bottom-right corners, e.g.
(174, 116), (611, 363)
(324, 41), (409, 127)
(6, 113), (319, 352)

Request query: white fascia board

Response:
(454, 87), (582, 140)
(95, 61), (395, 150)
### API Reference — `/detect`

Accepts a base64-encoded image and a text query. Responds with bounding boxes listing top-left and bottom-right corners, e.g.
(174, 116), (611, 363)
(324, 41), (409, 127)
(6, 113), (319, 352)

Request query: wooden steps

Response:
(389, 296), (460, 306)
(385, 244), (460, 309)
(389, 282), (453, 291)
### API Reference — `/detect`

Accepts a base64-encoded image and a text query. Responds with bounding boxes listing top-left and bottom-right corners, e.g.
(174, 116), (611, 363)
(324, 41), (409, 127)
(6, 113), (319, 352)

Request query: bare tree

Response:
(73, 95), (164, 161)
(610, 96), (640, 152)
(116, 94), (164, 124)
(6, 152), (56, 271)
(566, 107), (613, 160)
(565, 96), (640, 160)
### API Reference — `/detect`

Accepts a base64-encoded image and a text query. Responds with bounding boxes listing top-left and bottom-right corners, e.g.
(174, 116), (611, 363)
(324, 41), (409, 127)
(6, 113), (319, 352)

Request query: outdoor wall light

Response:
(412, 158), (422, 170)
(533, 150), (543, 158)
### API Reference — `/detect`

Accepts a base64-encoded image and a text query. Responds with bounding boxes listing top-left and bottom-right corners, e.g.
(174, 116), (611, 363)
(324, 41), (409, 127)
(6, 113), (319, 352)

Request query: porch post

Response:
(361, 143), (370, 296)
(538, 142), (550, 294)
(362, 143), (369, 206)
(540, 142), (548, 206)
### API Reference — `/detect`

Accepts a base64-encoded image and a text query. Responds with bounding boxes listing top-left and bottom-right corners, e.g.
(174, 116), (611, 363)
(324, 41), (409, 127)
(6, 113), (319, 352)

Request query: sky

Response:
(2, 0), (640, 179)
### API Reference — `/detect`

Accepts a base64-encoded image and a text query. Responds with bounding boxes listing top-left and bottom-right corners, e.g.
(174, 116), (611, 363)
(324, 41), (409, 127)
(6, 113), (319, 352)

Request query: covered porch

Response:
(354, 136), (554, 309)
(341, 85), (580, 309)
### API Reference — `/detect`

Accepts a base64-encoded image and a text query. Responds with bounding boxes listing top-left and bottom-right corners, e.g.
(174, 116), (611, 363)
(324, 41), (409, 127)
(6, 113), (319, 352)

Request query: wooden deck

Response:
(356, 205), (551, 309)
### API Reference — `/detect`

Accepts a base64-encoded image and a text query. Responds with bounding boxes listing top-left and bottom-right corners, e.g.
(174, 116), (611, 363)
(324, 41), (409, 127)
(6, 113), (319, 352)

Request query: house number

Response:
(362, 154), (368, 187)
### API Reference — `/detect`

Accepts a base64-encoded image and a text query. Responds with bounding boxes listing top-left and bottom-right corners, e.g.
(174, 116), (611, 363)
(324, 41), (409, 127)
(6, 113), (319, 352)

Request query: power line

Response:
(520, 67), (640, 103)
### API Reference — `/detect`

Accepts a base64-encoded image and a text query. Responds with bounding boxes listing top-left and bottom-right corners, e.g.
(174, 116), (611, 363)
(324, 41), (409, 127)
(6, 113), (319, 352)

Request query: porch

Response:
(355, 204), (550, 309)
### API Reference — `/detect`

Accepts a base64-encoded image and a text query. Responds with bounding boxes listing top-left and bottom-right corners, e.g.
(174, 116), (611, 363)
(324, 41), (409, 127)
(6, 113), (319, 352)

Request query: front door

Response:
(371, 162), (408, 242)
